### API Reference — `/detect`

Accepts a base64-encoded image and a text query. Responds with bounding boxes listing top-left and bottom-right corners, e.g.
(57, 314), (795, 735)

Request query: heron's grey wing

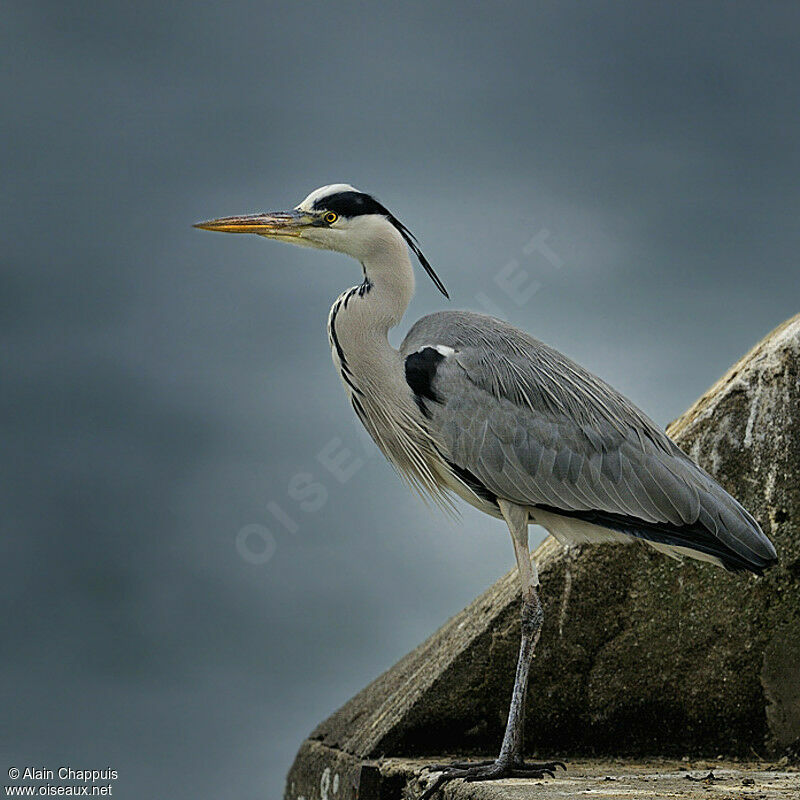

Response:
(401, 311), (777, 572)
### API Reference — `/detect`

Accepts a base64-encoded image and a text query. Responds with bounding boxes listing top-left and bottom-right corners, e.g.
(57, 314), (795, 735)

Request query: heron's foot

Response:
(420, 759), (565, 799)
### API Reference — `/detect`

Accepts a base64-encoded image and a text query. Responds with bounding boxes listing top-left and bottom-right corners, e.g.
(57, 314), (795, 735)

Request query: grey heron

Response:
(195, 184), (778, 795)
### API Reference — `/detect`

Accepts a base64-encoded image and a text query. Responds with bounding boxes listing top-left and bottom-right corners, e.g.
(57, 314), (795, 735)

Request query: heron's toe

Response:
(419, 758), (565, 798)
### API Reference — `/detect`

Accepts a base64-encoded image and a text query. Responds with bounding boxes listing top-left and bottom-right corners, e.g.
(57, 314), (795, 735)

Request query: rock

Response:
(285, 314), (800, 799)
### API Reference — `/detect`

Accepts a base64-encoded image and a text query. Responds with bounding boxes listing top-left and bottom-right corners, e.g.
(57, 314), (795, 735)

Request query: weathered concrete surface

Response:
(398, 758), (800, 800)
(285, 314), (800, 799)
(287, 746), (800, 800)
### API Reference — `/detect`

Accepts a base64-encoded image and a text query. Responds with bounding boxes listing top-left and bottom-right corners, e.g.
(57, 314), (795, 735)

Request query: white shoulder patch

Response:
(412, 344), (455, 357)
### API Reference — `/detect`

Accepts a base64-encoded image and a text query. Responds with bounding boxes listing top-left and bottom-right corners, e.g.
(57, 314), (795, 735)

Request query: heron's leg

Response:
(420, 501), (564, 798)
(496, 498), (542, 766)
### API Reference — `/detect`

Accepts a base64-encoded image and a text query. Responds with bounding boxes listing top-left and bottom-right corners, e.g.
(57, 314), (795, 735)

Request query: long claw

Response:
(509, 760), (566, 773)
(507, 768), (555, 779)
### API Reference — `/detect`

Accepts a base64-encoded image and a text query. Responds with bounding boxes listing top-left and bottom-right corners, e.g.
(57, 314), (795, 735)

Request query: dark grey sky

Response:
(2, 2), (799, 798)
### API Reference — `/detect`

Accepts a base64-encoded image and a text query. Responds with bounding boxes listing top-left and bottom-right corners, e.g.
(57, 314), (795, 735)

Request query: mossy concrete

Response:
(285, 314), (800, 799)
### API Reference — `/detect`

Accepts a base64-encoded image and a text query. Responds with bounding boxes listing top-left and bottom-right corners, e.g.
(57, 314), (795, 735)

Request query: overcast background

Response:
(2, 2), (799, 798)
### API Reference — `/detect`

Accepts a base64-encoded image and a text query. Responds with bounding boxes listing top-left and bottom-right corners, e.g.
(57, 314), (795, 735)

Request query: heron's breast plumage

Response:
(327, 289), (453, 508)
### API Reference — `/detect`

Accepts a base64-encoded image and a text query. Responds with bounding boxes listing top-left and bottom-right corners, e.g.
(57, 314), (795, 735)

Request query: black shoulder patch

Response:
(405, 347), (445, 417)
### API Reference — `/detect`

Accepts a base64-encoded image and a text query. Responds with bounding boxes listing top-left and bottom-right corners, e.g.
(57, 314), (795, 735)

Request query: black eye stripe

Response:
(312, 191), (389, 218)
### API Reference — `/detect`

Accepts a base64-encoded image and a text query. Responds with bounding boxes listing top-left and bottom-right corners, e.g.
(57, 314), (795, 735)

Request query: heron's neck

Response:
(328, 239), (414, 389)
(325, 237), (445, 500)
(335, 236), (415, 335)
(360, 235), (415, 332)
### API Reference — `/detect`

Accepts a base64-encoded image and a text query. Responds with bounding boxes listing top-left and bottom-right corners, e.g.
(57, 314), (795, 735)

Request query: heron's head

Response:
(194, 184), (448, 297)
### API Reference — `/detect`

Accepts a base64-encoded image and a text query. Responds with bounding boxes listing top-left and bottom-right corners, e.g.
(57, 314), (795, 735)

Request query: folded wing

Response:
(401, 311), (777, 573)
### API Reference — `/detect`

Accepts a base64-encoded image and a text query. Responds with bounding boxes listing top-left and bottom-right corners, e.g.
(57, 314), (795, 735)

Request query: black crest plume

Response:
(387, 214), (449, 299)
(313, 190), (450, 299)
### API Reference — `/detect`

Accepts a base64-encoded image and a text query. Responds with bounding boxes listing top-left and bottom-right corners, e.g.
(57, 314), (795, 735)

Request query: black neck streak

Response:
(328, 280), (373, 399)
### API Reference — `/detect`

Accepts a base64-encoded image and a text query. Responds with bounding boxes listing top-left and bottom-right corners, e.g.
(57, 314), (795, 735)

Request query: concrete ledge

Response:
(287, 745), (800, 800)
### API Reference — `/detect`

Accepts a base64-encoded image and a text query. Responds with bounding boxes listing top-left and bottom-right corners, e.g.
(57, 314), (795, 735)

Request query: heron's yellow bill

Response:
(193, 211), (306, 236)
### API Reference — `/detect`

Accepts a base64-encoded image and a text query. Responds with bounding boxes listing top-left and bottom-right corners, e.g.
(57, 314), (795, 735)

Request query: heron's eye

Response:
(324, 211), (338, 225)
